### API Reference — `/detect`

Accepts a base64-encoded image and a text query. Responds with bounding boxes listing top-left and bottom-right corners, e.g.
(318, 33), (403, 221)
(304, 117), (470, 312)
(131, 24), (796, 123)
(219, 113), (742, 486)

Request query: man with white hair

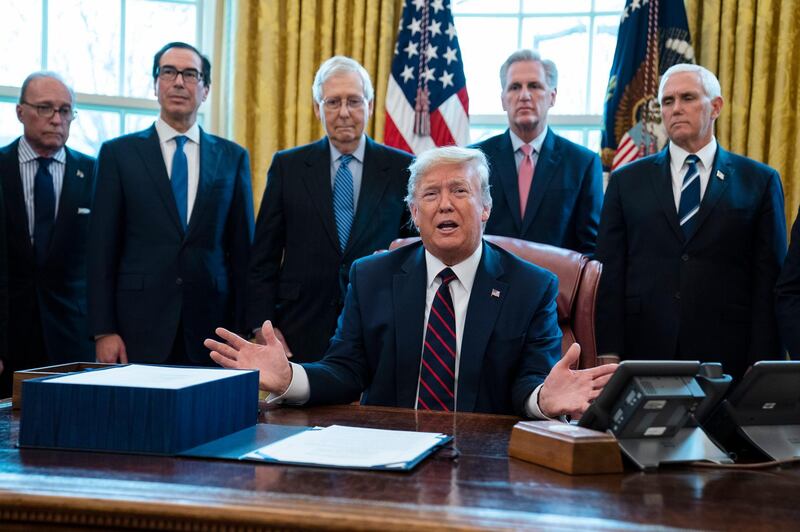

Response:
(247, 56), (414, 363)
(210, 146), (617, 417)
(595, 63), (786, 380)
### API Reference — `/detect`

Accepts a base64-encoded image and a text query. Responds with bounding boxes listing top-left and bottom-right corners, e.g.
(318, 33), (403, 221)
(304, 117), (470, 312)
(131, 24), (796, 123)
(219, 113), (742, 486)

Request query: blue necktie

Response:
(33, 157), (55, 266)
(418, 268), (458, 412)
(171, 136), (189, 229)
(332, 154), (354, 252)
(677, 154), (701, 237)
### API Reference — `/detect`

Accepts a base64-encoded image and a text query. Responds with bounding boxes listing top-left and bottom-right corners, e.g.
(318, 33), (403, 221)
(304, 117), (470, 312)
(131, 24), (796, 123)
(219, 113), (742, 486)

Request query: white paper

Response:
(44, 364), (249, 389)
(244, 424), (448, 468)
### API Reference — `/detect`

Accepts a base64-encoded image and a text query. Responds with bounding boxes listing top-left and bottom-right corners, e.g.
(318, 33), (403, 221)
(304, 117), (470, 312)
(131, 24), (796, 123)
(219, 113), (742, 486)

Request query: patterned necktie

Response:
(518, 144), (534, 218)
(677, 154), (701, 237)
(33, 157), (55, 266)
(171, 135), (189, 229)
(332, 154), (354, 252)
(418, 268), (458, 412)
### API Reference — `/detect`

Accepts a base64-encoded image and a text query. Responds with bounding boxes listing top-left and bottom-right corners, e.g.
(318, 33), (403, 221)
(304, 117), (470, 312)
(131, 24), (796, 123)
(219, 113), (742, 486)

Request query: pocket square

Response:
(77, 207), (91, 215)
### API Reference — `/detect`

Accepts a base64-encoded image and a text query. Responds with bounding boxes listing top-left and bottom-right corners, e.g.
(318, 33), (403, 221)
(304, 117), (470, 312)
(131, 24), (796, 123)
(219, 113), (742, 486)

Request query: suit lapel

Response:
(393, 244), (428, 408)
(684, 146), (730, 244)
(134, 125), (184, 236)
(493, 131), (523, 231)
(185, 129), (219, 237)
(457, 241), (507, 413)
(0, 140), (34, 262)
(650, 148), (684, 243)
(48, 148), (84, 257)
(301, 138), (340, 252)
(346, 137), (391, 258)
(522, 129), (558, 234)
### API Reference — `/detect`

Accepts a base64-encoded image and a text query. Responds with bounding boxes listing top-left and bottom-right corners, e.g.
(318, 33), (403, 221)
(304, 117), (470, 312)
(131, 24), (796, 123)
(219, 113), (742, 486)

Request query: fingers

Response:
(261, 320), (279, 345)
(209, 350), (239, 369)
(591, 372), (615, 389)
(119, 340), (128, 364)
(554, 342), (581, 369)
(203, 338), (240, 362)
(214, 327), (247, 350)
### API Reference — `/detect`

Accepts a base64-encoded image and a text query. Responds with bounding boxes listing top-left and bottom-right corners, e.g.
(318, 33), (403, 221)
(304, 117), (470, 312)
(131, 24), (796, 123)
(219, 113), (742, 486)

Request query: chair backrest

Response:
(388, 235), (602, 368)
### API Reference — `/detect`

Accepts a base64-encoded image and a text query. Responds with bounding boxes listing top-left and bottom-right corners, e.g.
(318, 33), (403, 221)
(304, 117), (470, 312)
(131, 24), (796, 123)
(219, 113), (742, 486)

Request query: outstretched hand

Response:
(538, 343), (618, 419)
(204, 320), (293, 394)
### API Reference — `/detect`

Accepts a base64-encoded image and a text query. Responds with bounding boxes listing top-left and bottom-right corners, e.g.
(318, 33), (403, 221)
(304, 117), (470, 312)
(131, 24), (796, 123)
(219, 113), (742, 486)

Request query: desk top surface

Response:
(1, 401), (799, 531)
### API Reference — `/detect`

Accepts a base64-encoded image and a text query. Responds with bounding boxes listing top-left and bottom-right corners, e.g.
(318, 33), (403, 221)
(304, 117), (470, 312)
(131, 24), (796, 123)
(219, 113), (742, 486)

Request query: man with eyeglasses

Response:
(88, 42), (254, 366)
(0, 71), (95, 397)
(247, 56), (414, 363)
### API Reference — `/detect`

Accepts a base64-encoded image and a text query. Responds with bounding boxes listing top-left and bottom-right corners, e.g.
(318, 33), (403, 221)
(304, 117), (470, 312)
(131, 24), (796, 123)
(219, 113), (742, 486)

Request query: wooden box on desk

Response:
(12, 362), (118, 410)
(509, 420), (623, 475)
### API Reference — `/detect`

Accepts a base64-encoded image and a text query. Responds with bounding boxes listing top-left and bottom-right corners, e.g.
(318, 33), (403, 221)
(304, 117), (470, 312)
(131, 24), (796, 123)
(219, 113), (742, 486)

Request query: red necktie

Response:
(417, 268), (457, 411)
(518, 144), (534, 218)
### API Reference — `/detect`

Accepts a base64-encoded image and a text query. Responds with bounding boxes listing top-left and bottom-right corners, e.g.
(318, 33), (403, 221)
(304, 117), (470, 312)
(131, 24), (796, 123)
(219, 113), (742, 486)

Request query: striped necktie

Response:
(677, 154), (701, 237)
(332, 154), (354, 252)
(418, 268), (458, 412)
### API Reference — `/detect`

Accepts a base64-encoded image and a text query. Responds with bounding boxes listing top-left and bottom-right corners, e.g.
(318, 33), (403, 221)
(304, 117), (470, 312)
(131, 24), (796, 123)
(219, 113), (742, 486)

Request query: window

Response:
(0, 0), (209, 155)
(452, 0), (624, 150)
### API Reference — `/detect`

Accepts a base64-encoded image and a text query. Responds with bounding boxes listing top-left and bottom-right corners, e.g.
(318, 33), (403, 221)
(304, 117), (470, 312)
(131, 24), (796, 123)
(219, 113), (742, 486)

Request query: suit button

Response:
(176, 278), (183, 286)
(674, 292), (681, 300)
(681, 254), (689, 261)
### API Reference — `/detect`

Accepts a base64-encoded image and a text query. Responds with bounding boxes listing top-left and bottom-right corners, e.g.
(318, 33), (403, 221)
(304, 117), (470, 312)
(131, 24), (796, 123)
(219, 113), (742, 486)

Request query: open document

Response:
(242, 425), (451, 470)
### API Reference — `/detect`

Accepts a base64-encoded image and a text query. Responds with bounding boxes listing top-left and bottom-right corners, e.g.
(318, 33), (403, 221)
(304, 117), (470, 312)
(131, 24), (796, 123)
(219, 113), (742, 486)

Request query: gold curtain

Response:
(211, 0), (404, 212)
(685, 0), (800, 230)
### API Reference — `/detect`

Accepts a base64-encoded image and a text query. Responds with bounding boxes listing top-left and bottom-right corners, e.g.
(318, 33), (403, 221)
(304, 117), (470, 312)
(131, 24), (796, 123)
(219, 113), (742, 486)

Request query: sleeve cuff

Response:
(524, 384), (556, 420)
(265, 362), (310, 405)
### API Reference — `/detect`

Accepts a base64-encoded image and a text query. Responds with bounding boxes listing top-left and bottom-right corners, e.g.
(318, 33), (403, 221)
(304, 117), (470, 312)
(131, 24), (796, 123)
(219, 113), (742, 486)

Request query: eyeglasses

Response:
(320, 97), (366, 111)
(157, 66), (204, 85)
(21, 101), (77, 121)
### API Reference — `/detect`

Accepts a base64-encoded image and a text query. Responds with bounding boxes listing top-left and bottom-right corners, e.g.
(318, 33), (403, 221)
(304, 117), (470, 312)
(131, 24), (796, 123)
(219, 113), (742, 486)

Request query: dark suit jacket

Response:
(247, 136), (413, 362)
(302, 240), (562, 416)
(776, 206), (800, 357)
(472, 128), (603, 254)
(0, 139), (95, 379)
(595, 145), (787, 380)
(88, 125), (254, 363)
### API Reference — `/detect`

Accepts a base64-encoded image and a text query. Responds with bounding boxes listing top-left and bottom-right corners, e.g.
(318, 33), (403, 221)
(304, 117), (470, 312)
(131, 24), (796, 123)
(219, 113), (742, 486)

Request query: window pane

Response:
(468, 125), (506, 144)
(125, 0), (197, 99)
(595, 0), (626, 12)
(0, 0), (42, 86)
(551, 128), (584, 145)
(455, 17), (519, 115)
(452, 0), (519, 15)
(125, 112), (158, 134)
(48, 0), (121, 96)
(68, 109), (121, 155)
(522, 0), (591, 14)
(521, 16), (590, 114)
(0, 102), (21, 147)
(589, 15), (620, 114)
(586, 129), (601, 152)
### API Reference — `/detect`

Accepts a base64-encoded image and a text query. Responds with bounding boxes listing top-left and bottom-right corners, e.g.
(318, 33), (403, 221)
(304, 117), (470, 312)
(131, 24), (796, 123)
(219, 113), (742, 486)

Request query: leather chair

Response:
(388, 235), (602, 368)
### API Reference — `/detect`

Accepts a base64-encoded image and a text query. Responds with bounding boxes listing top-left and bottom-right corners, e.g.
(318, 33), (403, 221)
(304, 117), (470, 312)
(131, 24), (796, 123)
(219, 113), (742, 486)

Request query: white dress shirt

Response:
(155, 118), (201, 223)
(271, 240), (550, 419)
(18, 135), (66, 241)
(509, 126), (547, 175)
(669, 137), (717, 210)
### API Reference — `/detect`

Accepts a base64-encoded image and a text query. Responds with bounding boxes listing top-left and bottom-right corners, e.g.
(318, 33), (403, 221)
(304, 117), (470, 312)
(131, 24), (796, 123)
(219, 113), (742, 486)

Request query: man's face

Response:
(410, 162), (490, 266)
(154, 47), (209, 128)
(501, 60), (556, 141)
(314, 72), (373, 153)
(659, 71), (722, 153)
(16, 77), (73, 156)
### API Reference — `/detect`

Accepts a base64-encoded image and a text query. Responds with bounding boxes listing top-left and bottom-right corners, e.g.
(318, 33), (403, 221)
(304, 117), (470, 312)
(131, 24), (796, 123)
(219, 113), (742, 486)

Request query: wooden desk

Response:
(1, 400), (799, 530)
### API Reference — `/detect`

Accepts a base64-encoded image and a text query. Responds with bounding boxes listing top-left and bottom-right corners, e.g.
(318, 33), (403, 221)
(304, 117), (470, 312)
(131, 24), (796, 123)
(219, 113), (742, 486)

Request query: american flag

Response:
(384, 0), (470, 154)
(601, 0), (693, 172)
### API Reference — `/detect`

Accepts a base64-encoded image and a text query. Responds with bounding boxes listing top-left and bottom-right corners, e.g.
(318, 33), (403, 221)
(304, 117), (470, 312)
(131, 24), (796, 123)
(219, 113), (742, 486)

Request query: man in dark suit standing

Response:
(247, 56), (413, 363)
(776, 207), (800, 357)
(0, 72), (95, 397)
(472, 49), (602, 255)
(208, 146), (617, 417)
(88, 42), (254, 366)
(595, 64), (786, 380)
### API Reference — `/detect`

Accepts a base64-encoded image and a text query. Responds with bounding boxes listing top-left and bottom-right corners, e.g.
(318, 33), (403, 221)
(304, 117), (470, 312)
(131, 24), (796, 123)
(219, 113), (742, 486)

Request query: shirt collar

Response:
(669, 137), (717, 172)
(329, 135), (366, 164)
(18, 135), (66, 164)
(424, 239), (484, 293)
(509, 126), (548, 154)
(155, 117), (201, 145)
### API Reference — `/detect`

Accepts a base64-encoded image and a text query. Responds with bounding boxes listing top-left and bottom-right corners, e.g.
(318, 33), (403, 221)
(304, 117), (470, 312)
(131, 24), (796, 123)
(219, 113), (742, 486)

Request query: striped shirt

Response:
(18, 136), (66, 241)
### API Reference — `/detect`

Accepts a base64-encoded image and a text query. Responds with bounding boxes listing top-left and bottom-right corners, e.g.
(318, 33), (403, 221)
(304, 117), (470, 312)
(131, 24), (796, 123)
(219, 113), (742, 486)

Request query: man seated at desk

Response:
(206, 146), (616, 418)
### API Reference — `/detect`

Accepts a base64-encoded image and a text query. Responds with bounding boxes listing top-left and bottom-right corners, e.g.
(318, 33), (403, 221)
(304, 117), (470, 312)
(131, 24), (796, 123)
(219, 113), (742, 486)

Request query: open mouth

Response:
(437, 221), (459, 233)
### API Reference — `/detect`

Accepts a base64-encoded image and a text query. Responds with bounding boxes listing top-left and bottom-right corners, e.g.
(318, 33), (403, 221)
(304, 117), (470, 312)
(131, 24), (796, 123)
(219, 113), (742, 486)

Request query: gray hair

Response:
(312, 56), (374, 103)
(658, 63), (722, 102)
(19, 71), (76, 104)
(499, 49), (558, 90)
(405, 146), (492, 210)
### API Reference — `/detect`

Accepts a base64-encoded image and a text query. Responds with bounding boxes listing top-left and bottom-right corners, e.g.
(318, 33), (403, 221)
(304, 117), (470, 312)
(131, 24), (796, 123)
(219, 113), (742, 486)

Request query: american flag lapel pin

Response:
(491, 289), (500, 298)
(716, 170), (725, 180)
(77, 169), (85, 178)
